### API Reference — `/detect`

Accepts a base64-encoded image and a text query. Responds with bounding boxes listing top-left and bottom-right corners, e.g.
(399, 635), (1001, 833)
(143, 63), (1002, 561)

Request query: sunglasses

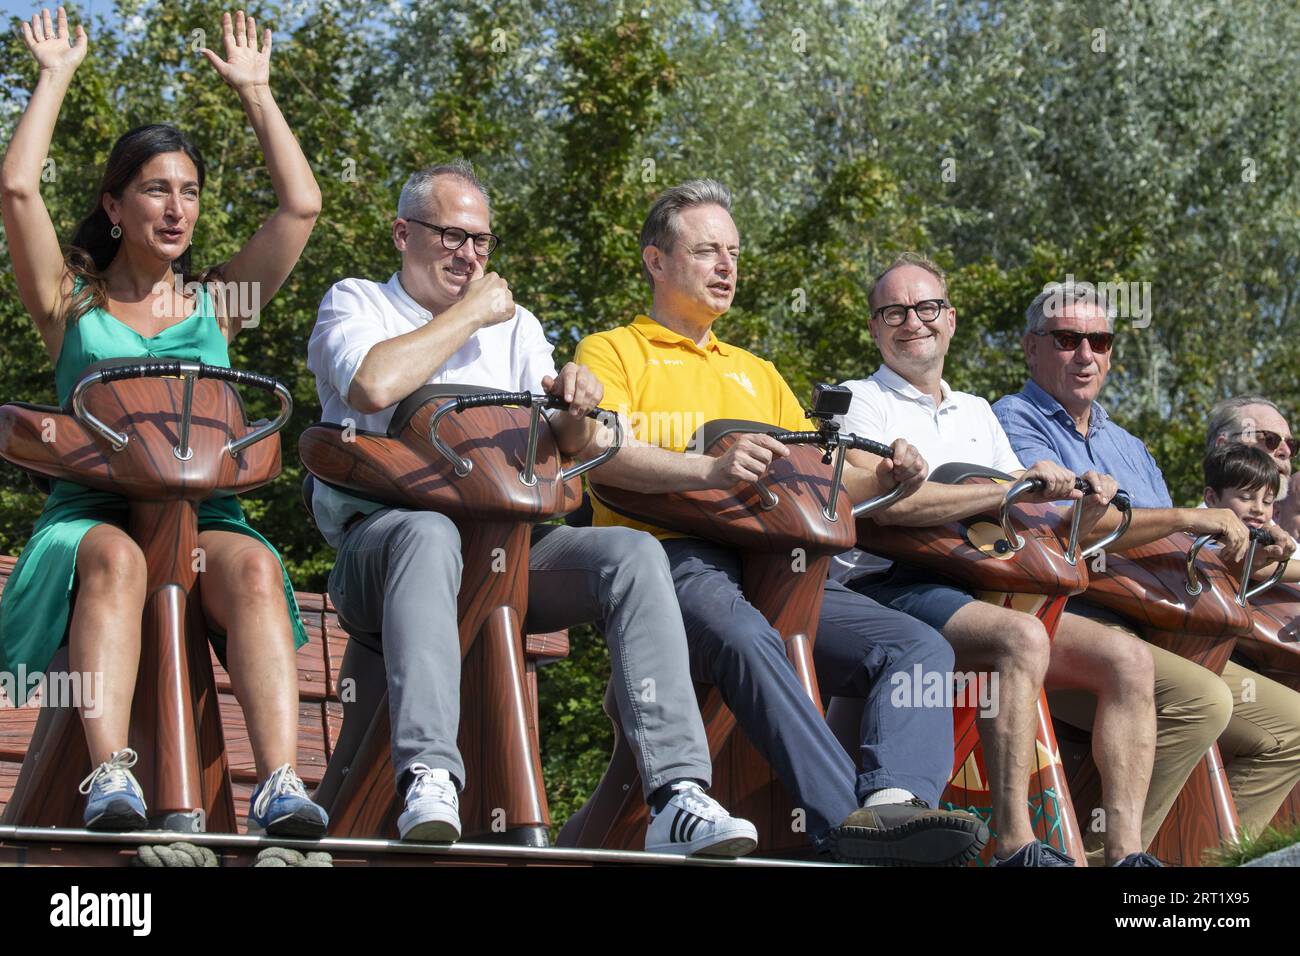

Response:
(1031, 329), (1115, 353)
(1233, 429), (1300, 458)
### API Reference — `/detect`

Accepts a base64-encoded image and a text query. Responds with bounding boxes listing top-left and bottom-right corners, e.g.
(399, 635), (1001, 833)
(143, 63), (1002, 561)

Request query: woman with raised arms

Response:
(0, 7), (327, 836)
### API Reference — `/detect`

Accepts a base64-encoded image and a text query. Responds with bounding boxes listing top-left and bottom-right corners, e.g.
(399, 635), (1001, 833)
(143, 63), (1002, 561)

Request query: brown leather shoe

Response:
(828, 798), (989, 866)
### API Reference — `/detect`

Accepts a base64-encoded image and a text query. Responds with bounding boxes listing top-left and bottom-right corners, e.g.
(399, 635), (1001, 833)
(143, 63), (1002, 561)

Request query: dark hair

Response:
(1203, 442), (1281, 497)
(64, 124), (208, 324)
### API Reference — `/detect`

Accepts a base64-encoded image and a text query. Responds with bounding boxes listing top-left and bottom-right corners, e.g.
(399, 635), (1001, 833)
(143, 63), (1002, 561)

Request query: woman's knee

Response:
(219, 545), (284, 604)
(75, 527), (146, 595)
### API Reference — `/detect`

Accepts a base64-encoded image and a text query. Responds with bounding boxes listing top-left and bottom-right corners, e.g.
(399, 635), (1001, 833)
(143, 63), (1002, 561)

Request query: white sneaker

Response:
(397, 764), (461, 842)
(645, 782), (758, 857)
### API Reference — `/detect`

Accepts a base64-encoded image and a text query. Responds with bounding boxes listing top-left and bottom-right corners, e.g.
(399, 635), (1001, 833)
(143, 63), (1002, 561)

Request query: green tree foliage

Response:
(3, 0), (1299, 827)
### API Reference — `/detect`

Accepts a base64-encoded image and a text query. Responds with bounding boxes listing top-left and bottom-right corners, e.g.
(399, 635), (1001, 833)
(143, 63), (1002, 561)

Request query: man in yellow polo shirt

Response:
(573, 179), (988, 865)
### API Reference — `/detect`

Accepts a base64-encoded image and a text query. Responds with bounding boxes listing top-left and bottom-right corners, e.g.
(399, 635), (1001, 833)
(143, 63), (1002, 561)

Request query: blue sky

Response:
(2, 2), (122, 28)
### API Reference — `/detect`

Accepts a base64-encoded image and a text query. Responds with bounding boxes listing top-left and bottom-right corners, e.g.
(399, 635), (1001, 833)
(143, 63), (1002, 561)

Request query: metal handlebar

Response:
(1239, 526), (1294, 606)
(997, 478), (1043, 553)
(1185, 533), (1217, 596)
(757, 428), (901, 522)
(1064, 479), (1134, 564)
(69, 361), (292, 459)
(426, 391), (622, 484)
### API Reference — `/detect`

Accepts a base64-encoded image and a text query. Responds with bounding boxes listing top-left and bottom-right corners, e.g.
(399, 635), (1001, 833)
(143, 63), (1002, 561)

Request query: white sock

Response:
(862, 787), (916, 808)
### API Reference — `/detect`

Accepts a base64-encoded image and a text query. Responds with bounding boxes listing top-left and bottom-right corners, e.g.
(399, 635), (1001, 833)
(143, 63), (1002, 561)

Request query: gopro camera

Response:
(810, 383), (853, 420)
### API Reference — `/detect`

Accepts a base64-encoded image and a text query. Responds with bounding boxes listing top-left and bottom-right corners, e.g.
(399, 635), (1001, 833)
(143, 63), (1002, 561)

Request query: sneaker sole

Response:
(829, 818), (990, 867)
(647, 828), (759, 858)
(85, 805), (149, 832)
(248, 810), (329, 839)
(399, 818), (461, 843)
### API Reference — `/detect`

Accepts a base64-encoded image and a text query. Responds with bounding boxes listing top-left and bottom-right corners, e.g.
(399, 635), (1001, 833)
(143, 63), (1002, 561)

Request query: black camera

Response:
(810, 383), (853, 420)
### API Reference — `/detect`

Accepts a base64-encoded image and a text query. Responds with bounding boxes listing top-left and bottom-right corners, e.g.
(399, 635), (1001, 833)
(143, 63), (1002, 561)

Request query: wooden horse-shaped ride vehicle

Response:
(299, 386), (619, 845)
(1236, 569), (1300, 827)
(1074, 526), (1285, 865)
(558, 384), (908, 857)
(0, 358), (293, 832)
(846, 464), (1133, 865)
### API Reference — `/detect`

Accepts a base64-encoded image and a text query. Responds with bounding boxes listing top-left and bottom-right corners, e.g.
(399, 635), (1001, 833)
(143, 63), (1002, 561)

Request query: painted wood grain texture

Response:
(859, 475), (1088, 597)
(1072, 535), (1255, 866)
(300, 397), (576, 840)
(565, 433), (853, 856)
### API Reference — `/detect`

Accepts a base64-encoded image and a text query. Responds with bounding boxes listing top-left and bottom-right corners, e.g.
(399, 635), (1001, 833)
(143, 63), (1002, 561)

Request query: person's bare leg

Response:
(1049, 613), (1155, 863)
(940, 601), (1051, 855)
(198, 530), (298, 780)
(68, 524), (147, 765)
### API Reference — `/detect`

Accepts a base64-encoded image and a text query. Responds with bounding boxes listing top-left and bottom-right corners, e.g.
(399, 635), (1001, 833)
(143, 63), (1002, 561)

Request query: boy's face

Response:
(1205, 483), (1276, 530)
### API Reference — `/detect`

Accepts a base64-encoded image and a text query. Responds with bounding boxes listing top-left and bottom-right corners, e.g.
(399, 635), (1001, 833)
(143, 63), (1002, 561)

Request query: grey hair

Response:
(1025, 279), (1117, 334)
(639, 179), (733, 287)
(396, 160), (491, 220)
(1206, 395), (1289, 454)
(867, 252), (948, 312)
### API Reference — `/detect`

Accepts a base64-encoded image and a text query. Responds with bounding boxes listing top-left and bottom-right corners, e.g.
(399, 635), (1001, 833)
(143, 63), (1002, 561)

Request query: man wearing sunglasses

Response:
(833, 254), (1159, 866)
(994, 280), (1300, 851)
(1206, 395), (1298, 482)
(305, 162), (758, 855)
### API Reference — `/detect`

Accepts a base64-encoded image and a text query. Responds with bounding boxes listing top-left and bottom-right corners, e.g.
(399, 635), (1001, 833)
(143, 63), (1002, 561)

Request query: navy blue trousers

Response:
(661, 538), (956, 847)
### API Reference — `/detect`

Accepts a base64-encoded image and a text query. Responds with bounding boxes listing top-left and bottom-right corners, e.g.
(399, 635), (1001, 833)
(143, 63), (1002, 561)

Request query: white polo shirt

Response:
(306, 272), (558, 546)
(832, 363), (1023, 579)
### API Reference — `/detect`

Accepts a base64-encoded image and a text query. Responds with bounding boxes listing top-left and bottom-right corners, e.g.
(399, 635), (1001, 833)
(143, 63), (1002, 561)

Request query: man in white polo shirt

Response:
(305, 161), (756, 856)
(835, 253), (1160, 866)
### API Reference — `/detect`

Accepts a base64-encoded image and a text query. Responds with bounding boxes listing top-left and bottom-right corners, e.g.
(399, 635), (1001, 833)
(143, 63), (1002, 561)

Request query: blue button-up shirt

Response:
(992, 379), (1174, 509)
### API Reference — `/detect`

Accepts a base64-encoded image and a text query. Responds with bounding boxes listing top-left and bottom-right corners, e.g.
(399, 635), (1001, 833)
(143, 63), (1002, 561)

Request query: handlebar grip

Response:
(98, 361), (184, 383)
(197, 364), (282, 393)
(846, 435), (895, 458)
(770, 429), (823, 445)
(454, 390), (535, 411)
(1111, 489), (1132, 513)
(1250, 526), (1275, 545)
(542, 394), (618, 422)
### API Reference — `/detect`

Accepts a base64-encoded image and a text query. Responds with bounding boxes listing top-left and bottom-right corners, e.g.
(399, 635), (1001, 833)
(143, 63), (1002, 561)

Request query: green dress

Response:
(0, 283), (308, 702)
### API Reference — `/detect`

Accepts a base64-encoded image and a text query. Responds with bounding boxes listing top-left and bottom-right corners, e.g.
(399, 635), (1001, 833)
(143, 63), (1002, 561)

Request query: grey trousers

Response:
(327, 507), (712, 799)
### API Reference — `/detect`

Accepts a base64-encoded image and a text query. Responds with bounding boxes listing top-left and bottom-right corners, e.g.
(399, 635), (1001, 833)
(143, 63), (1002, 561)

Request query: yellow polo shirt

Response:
(574, 314), (815, 539)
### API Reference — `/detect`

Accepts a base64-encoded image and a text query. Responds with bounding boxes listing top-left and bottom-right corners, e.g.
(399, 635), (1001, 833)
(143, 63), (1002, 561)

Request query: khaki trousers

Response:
(1052, 641), (1300, 863)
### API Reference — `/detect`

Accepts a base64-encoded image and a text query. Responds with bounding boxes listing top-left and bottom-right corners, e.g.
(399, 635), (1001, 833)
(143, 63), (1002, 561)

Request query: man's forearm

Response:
(348, 304), (480, 412)
(1107, 508), (1202, 553)
(587, 441), (716, 493)
(868, 480), (1010, 527)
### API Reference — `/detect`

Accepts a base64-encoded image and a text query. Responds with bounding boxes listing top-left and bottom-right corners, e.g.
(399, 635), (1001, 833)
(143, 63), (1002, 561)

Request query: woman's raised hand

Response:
(20, 6), (87, 75)
(199, 10), (271, 91)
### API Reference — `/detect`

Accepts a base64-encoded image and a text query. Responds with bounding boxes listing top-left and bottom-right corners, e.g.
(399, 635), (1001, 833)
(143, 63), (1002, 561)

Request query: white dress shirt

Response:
(832, 363), (1023, 579)
(306, 272), (558, 546)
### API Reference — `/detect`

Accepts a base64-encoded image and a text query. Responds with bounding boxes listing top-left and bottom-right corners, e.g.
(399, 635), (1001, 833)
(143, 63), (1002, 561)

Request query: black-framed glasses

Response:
(1232, 429), (1300, 458)
(405, 218), (501, 256)
(872, 299), (947, 326)
(1031, 329), (1115, 353)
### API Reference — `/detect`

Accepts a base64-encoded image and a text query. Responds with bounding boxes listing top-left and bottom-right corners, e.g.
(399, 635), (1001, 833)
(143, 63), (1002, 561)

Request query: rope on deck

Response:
(134, 843), (219, 867)
(253, 846), (333, 867)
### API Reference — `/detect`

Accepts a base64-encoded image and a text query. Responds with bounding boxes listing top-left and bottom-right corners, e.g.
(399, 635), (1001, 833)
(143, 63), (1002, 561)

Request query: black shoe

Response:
(1113, 851), (1164, 867)
(828, 798), (989, 866)
(992, 841), (1076, 867)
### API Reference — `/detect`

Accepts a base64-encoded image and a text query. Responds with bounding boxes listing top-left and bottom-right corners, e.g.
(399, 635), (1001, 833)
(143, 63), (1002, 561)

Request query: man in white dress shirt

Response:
(305, 161), (756, 855)
(834, 253), (1159, 866)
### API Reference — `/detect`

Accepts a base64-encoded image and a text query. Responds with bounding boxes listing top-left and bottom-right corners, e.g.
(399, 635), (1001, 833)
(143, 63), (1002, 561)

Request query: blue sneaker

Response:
(79, 748), (148, 831)
(992, 841), (1076, 867)
(247, 764), (329, 838)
